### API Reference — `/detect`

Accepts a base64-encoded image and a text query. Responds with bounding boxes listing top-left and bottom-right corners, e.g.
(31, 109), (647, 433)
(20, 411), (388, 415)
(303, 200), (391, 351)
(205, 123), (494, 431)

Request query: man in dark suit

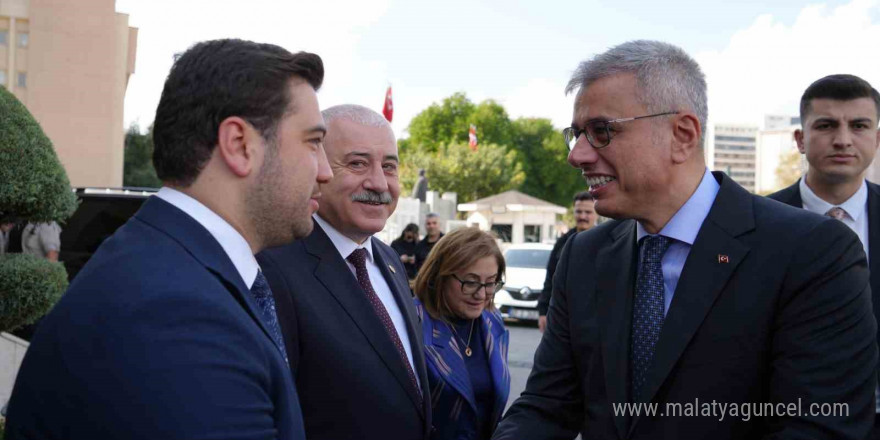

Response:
(769, 74), (880, 437)
(537, 191), (597, 332)
(258, 104), (431, 440)
(5, 39), (332, 439)
(494, 40), (877, 440)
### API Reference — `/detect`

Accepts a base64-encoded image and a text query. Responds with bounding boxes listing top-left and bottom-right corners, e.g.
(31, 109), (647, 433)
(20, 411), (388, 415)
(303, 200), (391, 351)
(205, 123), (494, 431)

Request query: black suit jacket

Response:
(494, 172), (877, 440)
(769, 179), (880, 348)
(257, 223), (432, 440)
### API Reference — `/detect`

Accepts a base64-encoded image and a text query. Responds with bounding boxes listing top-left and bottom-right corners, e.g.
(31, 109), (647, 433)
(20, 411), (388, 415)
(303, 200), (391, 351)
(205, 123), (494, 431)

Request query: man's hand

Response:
(538, 315), (547, 333)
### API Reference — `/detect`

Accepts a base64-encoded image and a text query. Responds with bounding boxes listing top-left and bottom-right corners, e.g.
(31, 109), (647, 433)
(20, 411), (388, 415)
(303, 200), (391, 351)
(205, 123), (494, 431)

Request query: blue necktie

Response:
(631, 235), (671, 401)
(251, 270), (288, 363)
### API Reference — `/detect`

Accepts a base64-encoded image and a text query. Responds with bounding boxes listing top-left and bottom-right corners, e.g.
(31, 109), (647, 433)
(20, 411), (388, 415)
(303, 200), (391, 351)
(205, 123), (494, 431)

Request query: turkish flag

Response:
(468, 124), (478, 151)
(382, 86), (393, 122)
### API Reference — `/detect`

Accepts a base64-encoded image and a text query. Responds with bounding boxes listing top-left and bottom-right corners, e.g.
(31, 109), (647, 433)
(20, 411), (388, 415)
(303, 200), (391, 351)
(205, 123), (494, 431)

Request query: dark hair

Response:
(152, 39), (324, 187)
(573, 191), (594, 203)
(414, 227), (504, 320)
(397, 223), (419, 241)
(799, 74), (880, 123)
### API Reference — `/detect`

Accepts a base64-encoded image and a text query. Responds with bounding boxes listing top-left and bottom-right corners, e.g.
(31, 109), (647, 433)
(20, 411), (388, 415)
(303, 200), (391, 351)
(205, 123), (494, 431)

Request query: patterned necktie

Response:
(251, 270), (289, 363)
(347, 248), (422, 400)
(631, 235), (672, 402)
(826, 207), (847, 221)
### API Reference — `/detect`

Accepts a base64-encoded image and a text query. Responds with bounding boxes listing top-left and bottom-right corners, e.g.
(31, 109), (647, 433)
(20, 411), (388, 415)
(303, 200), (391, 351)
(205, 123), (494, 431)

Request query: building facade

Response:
(755, 124), (804, 194)
(0, 0), (136, 187)
(458, 190), (566, 246)
(711, 124), (758, 192)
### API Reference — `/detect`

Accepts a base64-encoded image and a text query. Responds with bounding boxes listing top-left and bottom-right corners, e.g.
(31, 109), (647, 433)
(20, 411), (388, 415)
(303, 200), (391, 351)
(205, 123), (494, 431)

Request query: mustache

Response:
(351, 191), (393, 204)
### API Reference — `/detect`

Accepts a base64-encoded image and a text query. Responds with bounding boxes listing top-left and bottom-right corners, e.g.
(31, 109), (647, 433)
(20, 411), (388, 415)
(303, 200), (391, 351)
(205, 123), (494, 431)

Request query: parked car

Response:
(9, 188), (155, 342)
(59, 188), (156, 282)
(494, 243), (552, 322)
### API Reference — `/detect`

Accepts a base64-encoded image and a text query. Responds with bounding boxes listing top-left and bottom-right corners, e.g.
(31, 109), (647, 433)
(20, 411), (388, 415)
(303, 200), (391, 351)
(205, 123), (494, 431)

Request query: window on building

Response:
(17, 32), (28, 48)
(17, 72), (26, 88)
(490, 224), (512, 243)
(524, 225), (542, 243)
(0, 71), (6, 87)
(0, 30), (8, 46)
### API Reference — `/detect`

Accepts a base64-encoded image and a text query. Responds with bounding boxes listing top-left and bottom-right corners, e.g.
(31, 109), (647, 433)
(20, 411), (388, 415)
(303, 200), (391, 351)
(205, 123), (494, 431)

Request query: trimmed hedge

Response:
(0, 86), (78, 224)
(0, 254), (68, 332)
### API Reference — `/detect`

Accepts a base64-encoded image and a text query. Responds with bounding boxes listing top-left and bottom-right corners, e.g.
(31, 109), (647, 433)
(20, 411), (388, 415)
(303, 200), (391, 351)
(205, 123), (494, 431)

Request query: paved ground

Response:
(504, 320), (542, 410)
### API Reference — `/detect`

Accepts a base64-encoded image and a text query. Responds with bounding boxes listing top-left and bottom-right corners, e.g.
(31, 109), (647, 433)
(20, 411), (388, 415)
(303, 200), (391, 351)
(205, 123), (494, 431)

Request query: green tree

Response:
(775, 149), (804, 191)
(400, 143), (524, 204)
(0, 87), (72, 332)
(123, 124), (161, 188)
(402, 93), (583, 206)
(511, 117), (585, 206)
(405, 92), (476, 152)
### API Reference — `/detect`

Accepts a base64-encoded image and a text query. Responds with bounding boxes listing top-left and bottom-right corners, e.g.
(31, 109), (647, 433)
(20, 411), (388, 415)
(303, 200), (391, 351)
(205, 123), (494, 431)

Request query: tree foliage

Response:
(402, 92), (584, 206)
(0, 87), (73, 332)
(511, 118), (585, 206)
(0, 87), (78, 224)
(400, 143), (524, 204)
(775, 149), (804, 191)
(0, 254), (68, 332)
(124, 124), (162, 188)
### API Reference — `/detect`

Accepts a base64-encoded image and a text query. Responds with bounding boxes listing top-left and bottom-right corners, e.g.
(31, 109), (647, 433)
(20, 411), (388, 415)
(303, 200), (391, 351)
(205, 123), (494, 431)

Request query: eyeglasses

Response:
(563, 111), (679, 151)
(451, 274), (504, 296)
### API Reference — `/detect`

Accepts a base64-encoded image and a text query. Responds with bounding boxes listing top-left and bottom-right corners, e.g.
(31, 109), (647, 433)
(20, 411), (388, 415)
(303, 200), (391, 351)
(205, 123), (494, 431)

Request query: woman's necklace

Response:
(450, 319), (476, 357)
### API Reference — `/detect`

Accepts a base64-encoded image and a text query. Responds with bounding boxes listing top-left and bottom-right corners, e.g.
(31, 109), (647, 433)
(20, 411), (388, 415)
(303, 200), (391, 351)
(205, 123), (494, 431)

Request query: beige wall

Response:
(1, 0), (136, 188)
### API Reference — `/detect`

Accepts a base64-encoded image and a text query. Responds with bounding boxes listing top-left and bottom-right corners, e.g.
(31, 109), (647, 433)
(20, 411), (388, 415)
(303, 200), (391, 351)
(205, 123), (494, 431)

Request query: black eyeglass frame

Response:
(563, 111), (680, 151)
(451, 274), (505, 296)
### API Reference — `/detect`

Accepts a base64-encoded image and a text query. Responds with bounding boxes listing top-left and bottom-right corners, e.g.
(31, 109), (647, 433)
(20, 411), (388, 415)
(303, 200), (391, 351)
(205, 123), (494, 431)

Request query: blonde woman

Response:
(413, 227), (510, 440)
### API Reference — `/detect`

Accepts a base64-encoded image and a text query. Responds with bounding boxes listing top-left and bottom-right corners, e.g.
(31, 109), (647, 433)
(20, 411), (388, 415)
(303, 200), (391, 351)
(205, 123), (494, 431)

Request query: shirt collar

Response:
(313, 214), (374, 263)
(155, 187), (260, 289)
(637, 168), (720, 244)
(799, 177), (868, 221)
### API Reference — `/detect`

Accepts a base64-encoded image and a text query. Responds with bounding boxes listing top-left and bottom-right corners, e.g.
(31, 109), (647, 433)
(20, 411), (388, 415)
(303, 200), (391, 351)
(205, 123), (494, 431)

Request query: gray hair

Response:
(565, 40), (708, 147)
(426, 212), (439, 219)
(322, 104), (391, 129)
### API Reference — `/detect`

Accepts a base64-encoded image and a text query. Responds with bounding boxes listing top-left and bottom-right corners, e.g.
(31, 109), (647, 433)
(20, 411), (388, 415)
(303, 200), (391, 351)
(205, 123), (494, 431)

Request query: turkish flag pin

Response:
(718, 255), (729, 264)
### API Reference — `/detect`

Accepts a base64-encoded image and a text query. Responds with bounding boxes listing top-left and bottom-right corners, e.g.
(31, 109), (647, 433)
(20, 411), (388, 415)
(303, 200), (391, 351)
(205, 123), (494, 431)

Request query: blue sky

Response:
(116, 0), (879, 138)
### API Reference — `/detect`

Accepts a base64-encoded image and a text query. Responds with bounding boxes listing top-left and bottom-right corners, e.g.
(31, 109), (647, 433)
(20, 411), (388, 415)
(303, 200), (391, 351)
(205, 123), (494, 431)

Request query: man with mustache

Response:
(258, 104), (431, 440)
(537, 191), (597, 332)
(769, 74), (880, 437)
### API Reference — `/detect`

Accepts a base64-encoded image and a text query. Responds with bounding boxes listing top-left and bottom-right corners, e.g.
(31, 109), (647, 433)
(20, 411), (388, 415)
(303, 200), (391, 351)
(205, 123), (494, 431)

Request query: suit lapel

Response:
(304, 225), (424, 418)
(373, 243), (429, 414)
(866, 183), (880, 336)
(136, 197), (279, 353)
(483, 311), (511, 429)
(629, 172), (754, 434)
(427, 316), (477, 412)
(597, 220), (637, 440)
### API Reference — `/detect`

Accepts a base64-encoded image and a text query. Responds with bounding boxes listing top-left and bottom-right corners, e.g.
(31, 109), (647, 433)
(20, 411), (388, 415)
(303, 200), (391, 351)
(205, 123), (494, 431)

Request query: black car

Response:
(59, 188), (156, 282)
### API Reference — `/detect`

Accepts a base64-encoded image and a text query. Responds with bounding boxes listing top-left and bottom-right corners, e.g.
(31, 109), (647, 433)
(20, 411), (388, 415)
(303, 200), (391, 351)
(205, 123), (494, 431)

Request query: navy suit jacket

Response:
(5, 197), (305, 440)
(258, 223), (432, 440)
(415, 300), (510, 440)
(494, 172), (877, 440)
(769, 179), (880, 349)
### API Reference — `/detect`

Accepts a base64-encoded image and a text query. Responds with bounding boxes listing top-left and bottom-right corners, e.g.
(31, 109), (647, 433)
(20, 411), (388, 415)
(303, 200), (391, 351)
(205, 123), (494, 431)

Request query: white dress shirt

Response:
(799, 177), (870, 261)
(313, 214), (419, 382)
(155, 187), (260, 289)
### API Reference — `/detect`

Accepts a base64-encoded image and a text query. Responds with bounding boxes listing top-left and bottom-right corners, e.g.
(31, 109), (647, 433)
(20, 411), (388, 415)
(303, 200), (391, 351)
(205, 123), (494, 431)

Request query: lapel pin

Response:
(388, 265), (397, 274)
(718, 254), (729, 264)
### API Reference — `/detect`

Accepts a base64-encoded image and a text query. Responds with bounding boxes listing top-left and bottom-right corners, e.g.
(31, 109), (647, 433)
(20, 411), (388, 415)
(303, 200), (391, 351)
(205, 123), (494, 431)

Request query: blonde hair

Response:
(413, 227), (505, 320)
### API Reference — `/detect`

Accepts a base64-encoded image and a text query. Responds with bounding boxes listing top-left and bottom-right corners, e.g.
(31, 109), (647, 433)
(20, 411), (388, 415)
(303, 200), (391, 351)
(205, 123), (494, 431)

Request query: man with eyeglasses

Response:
(494, 40), (876, 440)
